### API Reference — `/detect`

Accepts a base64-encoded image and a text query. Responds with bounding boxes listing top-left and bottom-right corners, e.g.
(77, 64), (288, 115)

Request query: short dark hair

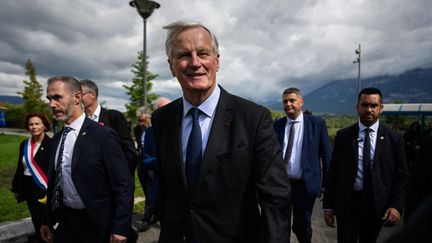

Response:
(358, 87), (382, 103)
(282, 87), (303, 98)
(47, 76), (82, 94)
(24, 112), (51, 132)
(80, 79), (99, 98)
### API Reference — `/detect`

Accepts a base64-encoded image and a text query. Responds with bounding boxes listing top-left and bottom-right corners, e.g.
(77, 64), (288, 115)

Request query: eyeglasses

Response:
(82, 91), (94, 96)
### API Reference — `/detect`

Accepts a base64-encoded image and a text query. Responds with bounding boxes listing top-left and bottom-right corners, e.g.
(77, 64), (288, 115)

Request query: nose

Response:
(49, 99), (56, 108)
(190, 53), (201, 69)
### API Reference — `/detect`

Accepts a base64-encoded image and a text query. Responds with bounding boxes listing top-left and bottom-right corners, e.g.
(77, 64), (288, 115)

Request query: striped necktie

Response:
(51, 126), (72, 211)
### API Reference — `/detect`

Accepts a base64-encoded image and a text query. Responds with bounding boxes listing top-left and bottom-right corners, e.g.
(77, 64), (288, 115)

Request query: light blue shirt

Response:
(283, 112), (304, 179)
(181, 86), (220, 163)
(353, 120), (379, 191)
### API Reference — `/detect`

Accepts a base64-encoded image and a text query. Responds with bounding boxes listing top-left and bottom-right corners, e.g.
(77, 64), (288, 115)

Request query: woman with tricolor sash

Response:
(11, 112), (52, 243)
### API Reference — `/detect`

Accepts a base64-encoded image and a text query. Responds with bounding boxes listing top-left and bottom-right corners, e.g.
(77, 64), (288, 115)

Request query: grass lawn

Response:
(0, 133), (145, 223)
(0, 134), (30, 222)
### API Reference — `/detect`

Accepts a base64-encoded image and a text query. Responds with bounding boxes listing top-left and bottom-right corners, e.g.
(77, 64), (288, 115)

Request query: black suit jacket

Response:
(12, 135), (52, 203)
(47, 117), (134, 239)
(98, 107), (137, 173)
(152, 87), (291, 243)
(323, 123), (409, 216)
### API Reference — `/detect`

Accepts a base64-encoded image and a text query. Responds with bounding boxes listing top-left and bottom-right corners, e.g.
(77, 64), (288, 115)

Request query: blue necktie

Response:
(363, 128), (372, 191)
(185, 108), (202, 191)
(51, 126), (72, 211)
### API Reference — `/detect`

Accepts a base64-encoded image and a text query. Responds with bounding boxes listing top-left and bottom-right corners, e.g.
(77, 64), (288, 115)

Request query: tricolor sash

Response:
(23, 138), (48, 192)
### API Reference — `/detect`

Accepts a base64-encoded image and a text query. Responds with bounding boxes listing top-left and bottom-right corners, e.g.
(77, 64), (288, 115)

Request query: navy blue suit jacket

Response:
(142, 126), (156, 168)
(47, 117), (134, 239)
(274, 114), (332, 198)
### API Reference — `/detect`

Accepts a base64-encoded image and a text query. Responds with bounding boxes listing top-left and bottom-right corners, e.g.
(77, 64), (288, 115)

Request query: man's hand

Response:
(40, 225), (53, 243)
(110, 234), (127, 243)
(382, 207), (400, 226)
(323, 209), (335, 228)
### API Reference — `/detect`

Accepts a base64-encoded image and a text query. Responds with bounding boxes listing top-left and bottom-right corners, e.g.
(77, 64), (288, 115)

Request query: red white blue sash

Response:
(23, 138), (48, 191)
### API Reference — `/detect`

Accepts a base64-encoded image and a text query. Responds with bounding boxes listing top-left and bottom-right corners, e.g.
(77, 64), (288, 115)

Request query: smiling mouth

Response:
(188, 73), (205, 77)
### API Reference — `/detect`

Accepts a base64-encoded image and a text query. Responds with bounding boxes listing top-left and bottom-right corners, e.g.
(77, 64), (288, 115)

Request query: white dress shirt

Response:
(55, 113), (86, 209)
(353, 120), (379, 191)
(283, 112), (304, 179)
(87, 104), (101, 122)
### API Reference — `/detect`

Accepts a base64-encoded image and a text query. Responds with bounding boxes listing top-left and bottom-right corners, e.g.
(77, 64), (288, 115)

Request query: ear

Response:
(215, 54), (220, 72)
(74, 92), (82, 105)
(168, 59), (176, 77)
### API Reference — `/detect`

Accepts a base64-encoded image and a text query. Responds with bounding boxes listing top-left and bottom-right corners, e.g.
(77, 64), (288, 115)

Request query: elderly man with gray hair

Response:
(151, 20), (292, 243)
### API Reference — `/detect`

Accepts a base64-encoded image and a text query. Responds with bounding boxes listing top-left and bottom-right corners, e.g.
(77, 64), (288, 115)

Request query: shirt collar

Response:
(68, 113), (86, 132)
(88, 104), (101, 121)
(182, 85), (221, 118)
(287, 111), (303, 123)
(358, 119), (379, 132)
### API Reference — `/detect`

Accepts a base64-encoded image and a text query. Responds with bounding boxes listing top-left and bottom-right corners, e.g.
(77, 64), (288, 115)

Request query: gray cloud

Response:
(1, 0), (431, 111)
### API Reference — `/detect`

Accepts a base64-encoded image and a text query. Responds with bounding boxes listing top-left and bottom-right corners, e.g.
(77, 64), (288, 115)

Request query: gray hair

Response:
(47, 76), (82, 94)
(80, 79), (99, 98)
(153, 97), (171, 110)
(282, 87), (303, 98)
(163, 20), (219, 59)
(136, 106), (151, 119)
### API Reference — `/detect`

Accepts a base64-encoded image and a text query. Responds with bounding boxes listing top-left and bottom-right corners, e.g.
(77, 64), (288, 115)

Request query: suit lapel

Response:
(34, 135), (48, 162)
(351, 124), (360, 165)
(48, 131), (62, 181)
(373, 125), (385, 166)
(98, 107), (108, 125)
(169, 99), (188, 189)
(200, 89), (233, 181)
(301, 115), (310, 167)
(71, 117), (91, 171)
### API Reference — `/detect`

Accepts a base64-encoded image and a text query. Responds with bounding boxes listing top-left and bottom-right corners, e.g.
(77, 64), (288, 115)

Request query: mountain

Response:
(0, 95), (23, 105)
(266, 68), (432, 114)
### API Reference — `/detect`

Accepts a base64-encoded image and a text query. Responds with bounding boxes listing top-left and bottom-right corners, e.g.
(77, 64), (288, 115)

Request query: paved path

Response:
(135, 200), (402, 243)
(1, 199), (402, 243)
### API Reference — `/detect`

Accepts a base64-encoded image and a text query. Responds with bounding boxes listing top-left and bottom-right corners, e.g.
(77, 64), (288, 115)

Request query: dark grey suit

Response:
(152, 87), (292, 243)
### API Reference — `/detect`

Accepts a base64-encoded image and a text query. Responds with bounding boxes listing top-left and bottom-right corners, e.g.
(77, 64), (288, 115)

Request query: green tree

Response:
(17, 60), (48, 115)
(124, 51), (159, 122)
(4, 104), (25, 128)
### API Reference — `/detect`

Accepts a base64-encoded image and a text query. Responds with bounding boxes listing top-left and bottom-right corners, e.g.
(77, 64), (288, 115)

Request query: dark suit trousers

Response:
(290, 179), (315, 243)
(54, 207), (103, 243)
(336, 190), (383, 243)
(23, 176), (47, 242)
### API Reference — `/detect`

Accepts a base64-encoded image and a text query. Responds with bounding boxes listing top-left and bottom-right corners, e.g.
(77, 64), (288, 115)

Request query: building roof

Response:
(382, 103), (432, 116)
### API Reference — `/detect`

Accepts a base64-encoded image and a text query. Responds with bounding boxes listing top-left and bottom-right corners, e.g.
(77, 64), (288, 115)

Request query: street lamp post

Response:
(129, 0), (160, 107)
(353, 44), (361, 95)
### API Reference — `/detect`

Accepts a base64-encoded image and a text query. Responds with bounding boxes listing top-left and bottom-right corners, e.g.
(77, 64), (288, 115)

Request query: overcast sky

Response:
(1, 0), (431, 111)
